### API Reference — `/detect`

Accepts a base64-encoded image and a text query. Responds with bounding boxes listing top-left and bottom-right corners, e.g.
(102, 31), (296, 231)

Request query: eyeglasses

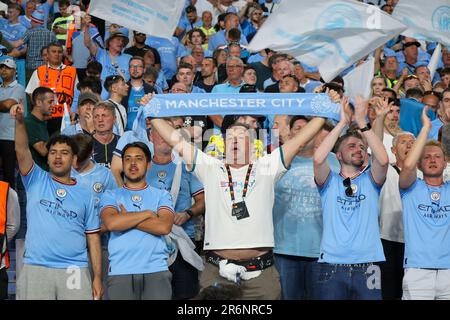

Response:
(129, 65), (144, 69)
(343, 177), (353, 197)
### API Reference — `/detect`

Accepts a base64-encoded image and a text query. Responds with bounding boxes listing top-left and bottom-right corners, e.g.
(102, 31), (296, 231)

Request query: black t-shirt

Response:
(124, 45), (161, 64)
(92, 134), (119, 169)
(194, 81), (216, 93)
(264, 82), (305, 93)
(249, 61), (273, 91)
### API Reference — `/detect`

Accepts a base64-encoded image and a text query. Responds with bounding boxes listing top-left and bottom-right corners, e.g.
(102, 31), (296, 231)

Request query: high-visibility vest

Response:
(0, 181), (10, 269)
(37, 64), (77, 118)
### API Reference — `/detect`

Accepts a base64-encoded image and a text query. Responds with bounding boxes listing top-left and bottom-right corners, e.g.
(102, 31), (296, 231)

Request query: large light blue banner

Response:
(143, 93), (341, 121)
(89, 0), (185, 39)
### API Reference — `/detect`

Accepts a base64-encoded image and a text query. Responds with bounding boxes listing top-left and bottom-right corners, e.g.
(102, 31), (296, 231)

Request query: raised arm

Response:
(281, 117), (326, 167)
(110, 155), (124, 187)
(371, 97), (393, 141)
(82, 14), (98, 57)
(314, 97), (352, 185)
(354, 96), (389, 184)
(399, 106), (431, 189)
(10, 102), (33, 175)
(150, 118), (196, 169)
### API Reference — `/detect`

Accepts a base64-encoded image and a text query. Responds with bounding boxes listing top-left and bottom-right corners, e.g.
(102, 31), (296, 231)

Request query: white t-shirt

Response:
(379, 165), (404, 243)
(383, 132), (395, 164)
(379, 165), (422, 243)
(190, 147), (287, 250)
(444, 165), (450, 182)
(107, 99), (127, 137)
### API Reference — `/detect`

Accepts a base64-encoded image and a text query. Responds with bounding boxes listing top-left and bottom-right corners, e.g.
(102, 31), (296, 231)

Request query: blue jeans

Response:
(274, 253), (318, 300)
(311, 263), (382, 300)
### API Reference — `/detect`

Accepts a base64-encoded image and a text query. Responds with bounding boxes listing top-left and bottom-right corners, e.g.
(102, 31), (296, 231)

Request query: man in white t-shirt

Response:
(150, 113), (327, 299)
(378, 131), (416, 300)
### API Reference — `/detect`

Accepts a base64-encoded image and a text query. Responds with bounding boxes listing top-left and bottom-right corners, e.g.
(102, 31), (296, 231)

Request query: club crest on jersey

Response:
(56, 188), (67, 198)
(431, 192), (440, 201)
(158, 171), (167, 179)
(132, 195), (142, 202)
(93, 182), (104, 193)
(351, 184), (358, 194)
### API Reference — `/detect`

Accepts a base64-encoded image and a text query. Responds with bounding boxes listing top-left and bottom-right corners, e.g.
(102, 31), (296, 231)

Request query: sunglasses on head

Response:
(405, 75), (419, 80)
(343, 177), (353, 197)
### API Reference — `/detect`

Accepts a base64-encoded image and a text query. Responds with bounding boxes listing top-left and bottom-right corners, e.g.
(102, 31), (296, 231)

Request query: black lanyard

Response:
(225, 164), (253, 205)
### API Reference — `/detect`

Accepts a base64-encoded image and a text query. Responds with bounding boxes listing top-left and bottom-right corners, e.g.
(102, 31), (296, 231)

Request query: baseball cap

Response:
(221, 114), (265, 134)
(31, 10), (44, 25)
(78, 92), (99, 106)
(403, 41), (421, 49)
(0, 58), (16, 69)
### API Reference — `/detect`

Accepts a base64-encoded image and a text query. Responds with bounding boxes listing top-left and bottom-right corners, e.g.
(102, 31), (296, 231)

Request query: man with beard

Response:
(399, 107), (450, 300)
(99, 142), (174, 300)
(313, 96), (389, 300)
(24, 87), (55, 171)
(10, 103), (102, 300)
(122, 56), (157, 131)
(26, 42), (78, 136)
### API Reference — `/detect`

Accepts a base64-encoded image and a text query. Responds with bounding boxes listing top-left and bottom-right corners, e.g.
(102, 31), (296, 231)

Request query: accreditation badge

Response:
(232, 201), (250, 220)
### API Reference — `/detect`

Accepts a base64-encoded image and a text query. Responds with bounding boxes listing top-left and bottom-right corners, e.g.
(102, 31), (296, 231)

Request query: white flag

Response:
(428, 43), (443, 80)
(248, 0), (406, 82)
(343, 56), (375, 100)
(392, 0), (450, 46)
(89, 0), (184, 39)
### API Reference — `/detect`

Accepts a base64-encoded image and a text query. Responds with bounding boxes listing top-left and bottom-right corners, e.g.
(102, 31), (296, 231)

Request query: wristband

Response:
(359, 122), (372, 132)
(185, 209), (194, 219)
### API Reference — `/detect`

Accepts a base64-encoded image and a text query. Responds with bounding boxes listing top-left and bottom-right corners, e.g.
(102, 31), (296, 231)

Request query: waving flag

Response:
(392, 0), (450, 46)
(89, 0), (184, 39)
(248, 0), (406, 82)
(60, 103), (71, 133)
(428, 43), (442, 81)
(343, 56), (375, 100)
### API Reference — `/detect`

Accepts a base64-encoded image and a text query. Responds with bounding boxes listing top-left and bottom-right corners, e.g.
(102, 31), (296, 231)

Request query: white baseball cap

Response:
(0, 58), (16, 69)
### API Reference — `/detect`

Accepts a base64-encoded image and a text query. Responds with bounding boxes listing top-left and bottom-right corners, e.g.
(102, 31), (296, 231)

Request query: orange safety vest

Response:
(0, 181), (10, 269)
(37, 64), (77, 118)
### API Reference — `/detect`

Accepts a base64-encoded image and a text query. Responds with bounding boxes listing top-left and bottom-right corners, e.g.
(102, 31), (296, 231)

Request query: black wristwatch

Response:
(359, 122), (372, 132)
(185, 209), (194, 220)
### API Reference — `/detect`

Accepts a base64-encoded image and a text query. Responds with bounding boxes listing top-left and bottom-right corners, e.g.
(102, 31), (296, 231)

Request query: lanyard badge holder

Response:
(225, 164), (252, 220)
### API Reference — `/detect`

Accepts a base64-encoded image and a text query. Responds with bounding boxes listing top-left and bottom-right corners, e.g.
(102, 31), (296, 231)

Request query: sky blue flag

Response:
(89, 0), (184, 39)
(248, 0), (407, 82)
(392, 0), (450, 46)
